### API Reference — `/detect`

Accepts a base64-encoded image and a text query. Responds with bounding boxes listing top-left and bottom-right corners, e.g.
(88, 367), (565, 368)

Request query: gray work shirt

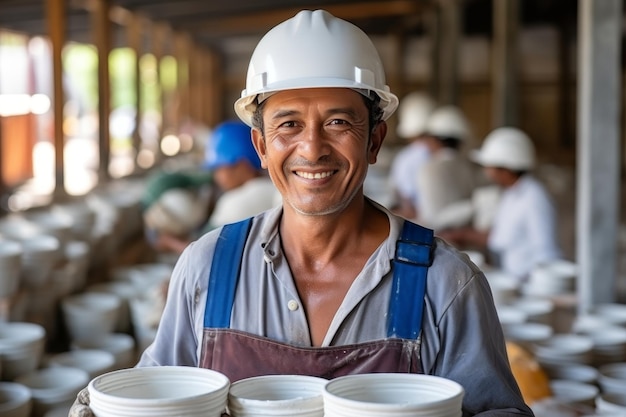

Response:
(138, 203), (533, 416)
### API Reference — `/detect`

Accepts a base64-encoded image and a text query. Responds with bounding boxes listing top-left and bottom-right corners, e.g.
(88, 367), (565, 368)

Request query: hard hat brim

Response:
(234, 82), (398, 127)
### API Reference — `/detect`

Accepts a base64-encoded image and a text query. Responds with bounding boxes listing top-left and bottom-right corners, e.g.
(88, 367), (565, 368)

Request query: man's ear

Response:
(251, 128), (268, 169)
(368, 121), (387, 164)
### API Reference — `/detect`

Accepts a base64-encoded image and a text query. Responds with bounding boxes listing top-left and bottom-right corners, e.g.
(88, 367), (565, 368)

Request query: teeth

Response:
(296, 171), (333, 179)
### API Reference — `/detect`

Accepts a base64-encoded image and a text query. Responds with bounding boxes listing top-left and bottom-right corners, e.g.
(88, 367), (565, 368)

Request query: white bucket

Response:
(0, 382), (32, 417)
(88, 366), (230, 417)
(597, 362), (626, 395)
(323, 373), (464, 417)
(228, 375), (326, 417)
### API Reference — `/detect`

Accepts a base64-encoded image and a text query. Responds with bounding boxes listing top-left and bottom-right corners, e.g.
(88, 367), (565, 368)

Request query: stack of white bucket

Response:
(478, 256), (626, 415)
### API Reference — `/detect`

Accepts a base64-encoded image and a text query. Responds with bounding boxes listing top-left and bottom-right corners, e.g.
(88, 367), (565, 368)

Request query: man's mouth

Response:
(294, 170), (335, 180)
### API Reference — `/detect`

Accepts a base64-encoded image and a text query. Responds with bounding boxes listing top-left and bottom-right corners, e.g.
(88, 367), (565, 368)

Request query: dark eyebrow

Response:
(325, 107), (360, 119)
(269, 106), (362, 121)
(269, 109), (299, 121)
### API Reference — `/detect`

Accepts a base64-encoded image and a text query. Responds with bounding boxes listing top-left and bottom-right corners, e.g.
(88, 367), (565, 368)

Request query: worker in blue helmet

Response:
(202, 120), (279, 231)
(148, 120), (279, 255)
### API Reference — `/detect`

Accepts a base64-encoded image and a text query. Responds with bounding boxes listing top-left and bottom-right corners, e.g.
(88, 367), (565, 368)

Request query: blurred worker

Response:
(141, 169), (216, 253)
(439, 127), (562, 280)
(145, 120), (279, 255)
(388, 92), (436, 220)
(414, 105), (481, 229)
(202, 119), (279, 230)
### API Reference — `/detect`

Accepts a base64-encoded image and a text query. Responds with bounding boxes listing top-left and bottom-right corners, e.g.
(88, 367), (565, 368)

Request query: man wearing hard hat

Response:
(414, 105), (484, 229)
(71, 10), (532, 417)
(388, 92), (436, 220)
(440, 127), (562, 280)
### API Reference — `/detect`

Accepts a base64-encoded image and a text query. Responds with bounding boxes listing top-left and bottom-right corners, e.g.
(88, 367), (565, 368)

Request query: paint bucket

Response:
(323, 373), (464, 417)
(88, 366), (230, 417)
(228, 374), (326, 417)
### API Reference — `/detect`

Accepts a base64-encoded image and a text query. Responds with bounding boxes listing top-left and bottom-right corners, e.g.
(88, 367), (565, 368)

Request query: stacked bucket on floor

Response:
(479, 257), (626, 415)
(0, 178), (146, 417)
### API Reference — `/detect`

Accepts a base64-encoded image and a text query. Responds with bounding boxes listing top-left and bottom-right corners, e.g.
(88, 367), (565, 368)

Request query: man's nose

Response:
(298, 126), (331, 161)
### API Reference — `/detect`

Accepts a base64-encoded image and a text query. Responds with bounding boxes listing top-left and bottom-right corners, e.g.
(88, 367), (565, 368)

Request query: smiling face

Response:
(251, 88), (386, 217)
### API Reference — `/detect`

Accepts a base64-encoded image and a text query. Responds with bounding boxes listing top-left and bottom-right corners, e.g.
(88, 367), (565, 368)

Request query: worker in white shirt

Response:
(414, 105), (481, 229)
(388, 92), (436, 220)
(439, 127), (562, 280)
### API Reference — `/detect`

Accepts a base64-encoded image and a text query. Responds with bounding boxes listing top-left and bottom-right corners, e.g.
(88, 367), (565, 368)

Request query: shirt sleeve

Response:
(421, 244), (534, 416)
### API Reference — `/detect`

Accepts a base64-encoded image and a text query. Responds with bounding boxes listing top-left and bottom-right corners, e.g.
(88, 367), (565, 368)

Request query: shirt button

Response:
(287, 300), (299, 311)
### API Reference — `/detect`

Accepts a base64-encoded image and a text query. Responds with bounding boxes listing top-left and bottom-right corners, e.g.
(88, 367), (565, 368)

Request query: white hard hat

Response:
(423, 105), (471, 141)
(471, 127), (535, 170)
(396, 92), (436, 139)
(143, 189), (206, 236)
(234, 9), (399, 127)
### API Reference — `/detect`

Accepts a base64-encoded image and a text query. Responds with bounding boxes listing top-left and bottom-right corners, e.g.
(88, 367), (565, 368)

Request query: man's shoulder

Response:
(426, 237), (486, 306)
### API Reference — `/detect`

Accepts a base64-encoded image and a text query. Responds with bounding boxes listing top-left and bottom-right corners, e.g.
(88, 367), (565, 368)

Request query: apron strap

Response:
(203, 217), (253, 328)
(203, 217), (434, 340)
(386, 221), (434, 339)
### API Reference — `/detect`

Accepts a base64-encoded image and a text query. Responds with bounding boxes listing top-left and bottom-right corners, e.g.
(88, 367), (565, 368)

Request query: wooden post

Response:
(45, 0), (66, 197)
(491, 0), (520, 127)
(92, 0), (112, 181)
(436, 0), (461, 105)
(127, 14), (143, 157)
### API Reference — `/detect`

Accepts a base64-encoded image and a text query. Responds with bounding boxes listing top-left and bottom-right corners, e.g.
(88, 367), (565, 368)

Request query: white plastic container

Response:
(15, 366), (89, 417)
(532, 334), (594, 367)
(0, 239), (22, 298)
(61, 292), (121, 341)
(549, 379), (598, 408)
(542, 363), (598, 385)
(71, 333), (136, 370)
(0, 382), (32, 417)
(323, 373), (464, 417)
(88, 366), (230, 417)
(228, 374), (326, 417)
(597, 362), (626, 395)
(47, 349), (116, 379)
(595, 392), (626, 414)
(0, 322), (46, 380)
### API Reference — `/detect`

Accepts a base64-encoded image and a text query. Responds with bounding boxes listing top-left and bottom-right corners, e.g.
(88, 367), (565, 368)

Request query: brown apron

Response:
(200, 329), (422, 381)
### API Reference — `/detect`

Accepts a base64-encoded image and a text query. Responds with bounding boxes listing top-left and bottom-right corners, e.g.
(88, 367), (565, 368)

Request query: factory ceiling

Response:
(0, 0), (579, 54)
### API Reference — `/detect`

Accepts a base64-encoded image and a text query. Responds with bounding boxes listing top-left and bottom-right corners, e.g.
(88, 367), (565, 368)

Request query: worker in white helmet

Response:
(388, 92), (436, 220)
(70, 10), (531, 417)
(440, 127), (562, 280)
(414, 105), (482, 229)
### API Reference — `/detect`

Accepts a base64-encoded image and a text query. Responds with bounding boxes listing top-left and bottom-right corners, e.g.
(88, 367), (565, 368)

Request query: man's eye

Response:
(329, 119), (348, 126)
(279, 121), (297, 128)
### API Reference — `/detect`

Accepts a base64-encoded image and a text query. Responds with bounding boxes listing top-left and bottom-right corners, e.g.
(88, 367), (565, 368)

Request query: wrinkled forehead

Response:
(260, 88), (372, 117)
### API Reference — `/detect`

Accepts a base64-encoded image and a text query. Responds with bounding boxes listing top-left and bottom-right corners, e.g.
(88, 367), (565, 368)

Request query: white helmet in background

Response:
(234, 9), (398, 126)
(423, 105), (471, 142)
(396, 92), (436, 139)
(471, 127), (535, 170)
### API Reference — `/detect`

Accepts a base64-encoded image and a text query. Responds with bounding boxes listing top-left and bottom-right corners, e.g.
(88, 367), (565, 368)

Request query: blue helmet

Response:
(203, 120), (261, 171)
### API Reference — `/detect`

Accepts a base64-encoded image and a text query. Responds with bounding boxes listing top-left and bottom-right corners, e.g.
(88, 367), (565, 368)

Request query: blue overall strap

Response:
(387, 220), (434, 339)
(203, 217), (253, 328)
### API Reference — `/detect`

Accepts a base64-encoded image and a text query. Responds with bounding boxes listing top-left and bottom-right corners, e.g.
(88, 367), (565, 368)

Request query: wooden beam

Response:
(189, 1), (425, 36)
